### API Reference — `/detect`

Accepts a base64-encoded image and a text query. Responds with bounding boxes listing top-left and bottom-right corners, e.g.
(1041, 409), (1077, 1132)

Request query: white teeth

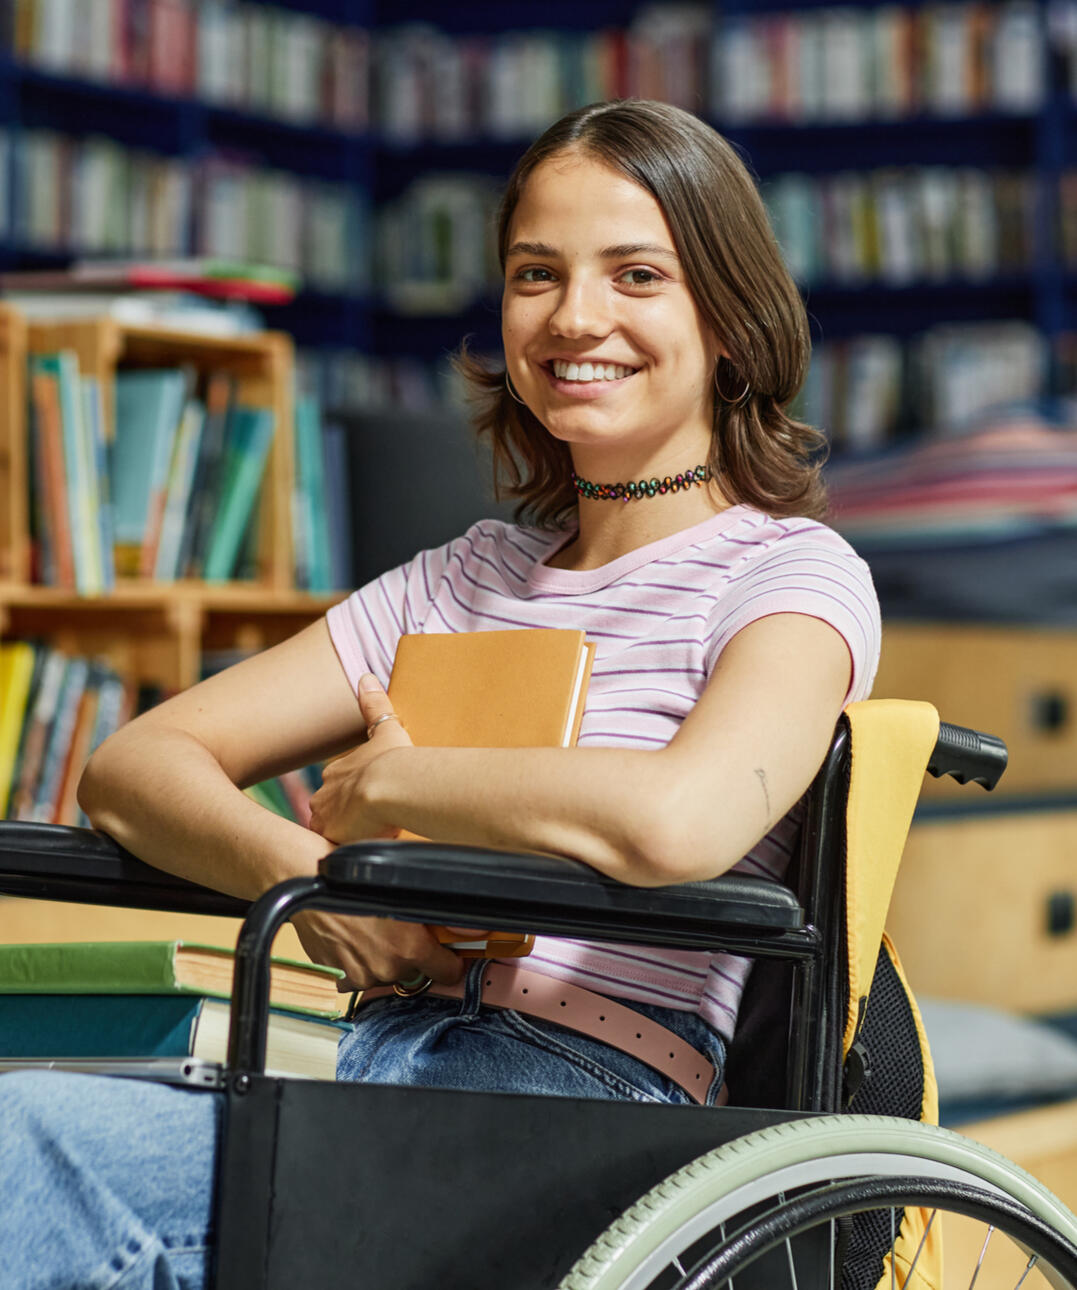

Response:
(552, 360), (634, 382)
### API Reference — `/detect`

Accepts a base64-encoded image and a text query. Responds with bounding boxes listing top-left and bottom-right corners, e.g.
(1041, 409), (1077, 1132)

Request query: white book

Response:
(916, 169), (958, 281)
(844, 336), (903, 451)
(821, 8), (870, 120)
(992, 0), (1046, 111)
(928, 4), (974, 115)
(34, 0), (73, 71)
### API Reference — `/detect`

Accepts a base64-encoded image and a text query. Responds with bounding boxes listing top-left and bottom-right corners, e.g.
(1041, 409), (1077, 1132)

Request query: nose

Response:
(547, 273), (611, 340)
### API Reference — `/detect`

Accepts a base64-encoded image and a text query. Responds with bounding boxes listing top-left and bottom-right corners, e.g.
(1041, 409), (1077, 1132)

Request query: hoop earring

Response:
(505, 371), (526, 405)
(714, 365), (751, 408)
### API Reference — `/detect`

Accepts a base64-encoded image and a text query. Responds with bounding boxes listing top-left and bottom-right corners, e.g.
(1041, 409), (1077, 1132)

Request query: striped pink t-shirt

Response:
(326, 503), (880, 1039)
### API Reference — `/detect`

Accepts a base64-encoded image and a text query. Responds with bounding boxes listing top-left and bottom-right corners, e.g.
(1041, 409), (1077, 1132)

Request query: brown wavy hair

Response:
(455, 98), (827, 526)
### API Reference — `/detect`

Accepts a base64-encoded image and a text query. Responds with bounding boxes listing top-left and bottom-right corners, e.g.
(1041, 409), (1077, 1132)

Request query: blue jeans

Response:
(0, 962), (726, 1289)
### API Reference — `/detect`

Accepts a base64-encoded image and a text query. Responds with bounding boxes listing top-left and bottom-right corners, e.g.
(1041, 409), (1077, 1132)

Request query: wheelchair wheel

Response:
(559, 1114), (1077, 1290)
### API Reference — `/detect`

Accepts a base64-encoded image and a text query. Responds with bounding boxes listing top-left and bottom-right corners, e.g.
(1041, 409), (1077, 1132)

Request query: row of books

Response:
(2, 129), (369, 294)
(0, 639), (325, 828)
(0, 939), (349, 1080)
(27, 345), (350, 593)
(4, 3), (711, 143)
(5, 0), (369, 132)
(29, 353), (273, 590)
(371, 164), (1056, 310)
(715, 1), (1046, 123)
(766, 167), (1038, 288)
(803, 322), (1051, 449)
(374, 7), (710, 145)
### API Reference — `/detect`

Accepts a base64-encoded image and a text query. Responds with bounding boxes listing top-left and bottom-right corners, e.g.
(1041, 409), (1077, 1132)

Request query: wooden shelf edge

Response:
(0, 582), (347, 614)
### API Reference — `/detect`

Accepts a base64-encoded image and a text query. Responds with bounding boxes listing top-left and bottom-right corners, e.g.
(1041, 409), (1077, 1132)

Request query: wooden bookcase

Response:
(0, 304), (338, 952)
(0, 304), (343, 692)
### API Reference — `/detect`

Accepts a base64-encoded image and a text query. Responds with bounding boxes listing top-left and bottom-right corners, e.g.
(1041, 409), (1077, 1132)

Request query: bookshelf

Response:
(0, 305), (341, 692)
(4, 0), (1075, 432)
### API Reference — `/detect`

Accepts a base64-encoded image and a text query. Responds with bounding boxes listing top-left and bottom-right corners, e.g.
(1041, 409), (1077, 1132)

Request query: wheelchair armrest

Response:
(319, 840), (805, 953)
(0, 822), (249, 918)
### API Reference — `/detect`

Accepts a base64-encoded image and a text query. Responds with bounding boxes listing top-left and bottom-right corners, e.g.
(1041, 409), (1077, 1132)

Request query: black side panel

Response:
(215, 1079), (281, 1290)
(724, 956), (795, 1109)
(249, 1081), (807, 1290)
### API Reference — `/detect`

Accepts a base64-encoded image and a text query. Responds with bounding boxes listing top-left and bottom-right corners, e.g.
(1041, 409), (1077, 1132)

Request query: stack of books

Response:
(827, 413), (1077, 548)
(26, 349), (278, 588)
(0, 940), (350, 1080)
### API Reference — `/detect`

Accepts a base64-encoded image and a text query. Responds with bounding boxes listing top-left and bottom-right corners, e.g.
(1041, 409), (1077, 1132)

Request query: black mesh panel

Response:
(840, 944), (927, 1290)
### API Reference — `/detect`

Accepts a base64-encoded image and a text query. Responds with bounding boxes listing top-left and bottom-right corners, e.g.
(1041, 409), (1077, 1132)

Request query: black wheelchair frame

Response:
(0, 714), (1009, 1289)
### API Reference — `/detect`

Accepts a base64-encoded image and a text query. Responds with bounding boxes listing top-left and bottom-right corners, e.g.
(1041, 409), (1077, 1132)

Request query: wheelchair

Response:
(2, 699), (1077, 1290)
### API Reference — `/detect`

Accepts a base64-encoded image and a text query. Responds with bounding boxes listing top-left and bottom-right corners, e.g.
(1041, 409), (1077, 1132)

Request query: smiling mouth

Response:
(548, 360), (638, 383)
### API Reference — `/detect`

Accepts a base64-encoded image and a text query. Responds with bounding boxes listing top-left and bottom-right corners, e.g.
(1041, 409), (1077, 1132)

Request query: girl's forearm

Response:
(78, 726), (333, 901)
(363, 744), (743, 887)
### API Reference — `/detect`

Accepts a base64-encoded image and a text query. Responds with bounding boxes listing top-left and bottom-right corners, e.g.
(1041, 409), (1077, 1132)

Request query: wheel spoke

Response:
(891, 1207), (897, 1290)
(969, 1225), (995, 1290)
(779, 1193), (799, 1290)
(898, 1207), (936, 1288)
(1012, 1254), (1038, 1290)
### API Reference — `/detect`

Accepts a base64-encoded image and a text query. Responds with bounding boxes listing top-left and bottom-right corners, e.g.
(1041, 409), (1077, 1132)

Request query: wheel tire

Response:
(559, 1114), (1077, 1290)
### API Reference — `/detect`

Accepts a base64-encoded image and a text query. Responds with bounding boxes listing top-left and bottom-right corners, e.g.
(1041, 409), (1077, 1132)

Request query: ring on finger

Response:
(392, 972), (433, 998)
(366, 712), (401, 740)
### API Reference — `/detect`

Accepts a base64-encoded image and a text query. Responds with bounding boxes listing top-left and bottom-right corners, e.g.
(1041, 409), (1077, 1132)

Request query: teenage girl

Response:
(1, 99), (879, 1290)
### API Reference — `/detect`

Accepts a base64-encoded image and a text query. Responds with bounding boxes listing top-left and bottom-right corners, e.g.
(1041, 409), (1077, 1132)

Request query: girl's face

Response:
(502, 149), (718, 467)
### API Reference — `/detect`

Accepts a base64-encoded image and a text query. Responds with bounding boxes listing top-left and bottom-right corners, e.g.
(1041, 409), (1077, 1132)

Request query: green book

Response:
(202, 406), (275, 581)
(0, 994), (347, 1080)
(0, 941), (346, 1019)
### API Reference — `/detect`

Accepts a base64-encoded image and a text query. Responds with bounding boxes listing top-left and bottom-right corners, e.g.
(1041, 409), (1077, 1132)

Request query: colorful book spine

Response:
(81, 374), (115, 592)
(202, 405), (275, 581)
(154, 398), (206, 581)
(9, 648), (66, 821)
(30, 656), (89, 823)
(28, 360), (75, 589)
(0, 643), (37, 818)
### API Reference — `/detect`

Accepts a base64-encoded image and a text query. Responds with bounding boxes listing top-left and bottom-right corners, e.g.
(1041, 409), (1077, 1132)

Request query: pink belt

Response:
(360, 962), (725, 1107)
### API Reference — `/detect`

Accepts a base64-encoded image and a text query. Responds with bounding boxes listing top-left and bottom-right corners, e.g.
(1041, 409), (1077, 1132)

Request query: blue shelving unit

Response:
(0, 1), (1075, 375)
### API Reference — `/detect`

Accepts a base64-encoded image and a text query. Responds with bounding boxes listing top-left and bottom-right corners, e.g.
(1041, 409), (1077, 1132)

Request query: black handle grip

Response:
(926, 722), (1008, 790)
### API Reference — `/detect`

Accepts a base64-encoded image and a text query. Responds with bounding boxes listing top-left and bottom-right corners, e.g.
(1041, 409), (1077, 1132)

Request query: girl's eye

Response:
(515, 266), (555, 284)
(620, 268), (662, 287)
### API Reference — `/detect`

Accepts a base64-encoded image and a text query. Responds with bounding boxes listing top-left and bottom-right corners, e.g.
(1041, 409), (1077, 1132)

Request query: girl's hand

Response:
(292, 907), (463, 990)
(308, 674), (409, 844)
(302, 673), (464, 988)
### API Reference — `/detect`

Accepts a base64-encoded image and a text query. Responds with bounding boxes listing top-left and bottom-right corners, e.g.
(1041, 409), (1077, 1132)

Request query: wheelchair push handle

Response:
(926, 721), (1008, 790)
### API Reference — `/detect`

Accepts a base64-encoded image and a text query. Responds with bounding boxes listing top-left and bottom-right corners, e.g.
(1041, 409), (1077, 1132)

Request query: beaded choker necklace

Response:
(571, 463), (710, 502)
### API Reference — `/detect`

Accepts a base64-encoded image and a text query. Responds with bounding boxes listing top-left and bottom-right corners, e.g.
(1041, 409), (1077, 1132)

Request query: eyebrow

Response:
(505, 240), (680, 262)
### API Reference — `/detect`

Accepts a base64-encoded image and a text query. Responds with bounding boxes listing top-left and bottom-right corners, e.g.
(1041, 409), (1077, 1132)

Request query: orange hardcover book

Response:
(30, 367), (75, 590)
(386, 629), (595, 958)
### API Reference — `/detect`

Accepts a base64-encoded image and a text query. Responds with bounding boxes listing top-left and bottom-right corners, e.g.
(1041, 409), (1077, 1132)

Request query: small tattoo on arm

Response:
(754, 768), (771, 822)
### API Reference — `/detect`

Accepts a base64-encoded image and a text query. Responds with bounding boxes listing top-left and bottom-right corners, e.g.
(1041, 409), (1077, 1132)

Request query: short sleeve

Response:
(705, 525), (881, 703)
(325, 535), (462, 695)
